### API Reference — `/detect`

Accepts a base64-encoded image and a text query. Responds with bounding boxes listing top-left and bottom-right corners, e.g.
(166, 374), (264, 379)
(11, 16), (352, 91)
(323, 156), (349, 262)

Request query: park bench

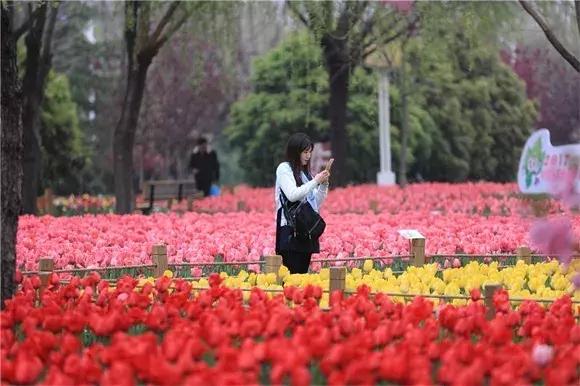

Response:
(136, 179), (203, 214)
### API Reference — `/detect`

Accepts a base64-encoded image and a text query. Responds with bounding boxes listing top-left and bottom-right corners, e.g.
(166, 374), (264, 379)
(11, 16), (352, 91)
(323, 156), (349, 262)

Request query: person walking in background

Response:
(189, 137), (219, 197)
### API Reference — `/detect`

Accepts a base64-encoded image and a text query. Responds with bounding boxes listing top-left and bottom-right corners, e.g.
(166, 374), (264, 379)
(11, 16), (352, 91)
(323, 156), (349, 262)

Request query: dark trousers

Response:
(280, 250), (312, 274)
(195, 177), (211, 197)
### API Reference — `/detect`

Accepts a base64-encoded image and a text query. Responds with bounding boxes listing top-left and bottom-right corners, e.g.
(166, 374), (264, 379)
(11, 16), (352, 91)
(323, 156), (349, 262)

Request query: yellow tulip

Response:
(278, 265), (290, 280)
(363, 259), (374, 273)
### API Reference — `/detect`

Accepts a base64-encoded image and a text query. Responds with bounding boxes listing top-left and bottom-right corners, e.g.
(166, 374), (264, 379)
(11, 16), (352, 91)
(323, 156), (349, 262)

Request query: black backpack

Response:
(280, 191), (326, 240)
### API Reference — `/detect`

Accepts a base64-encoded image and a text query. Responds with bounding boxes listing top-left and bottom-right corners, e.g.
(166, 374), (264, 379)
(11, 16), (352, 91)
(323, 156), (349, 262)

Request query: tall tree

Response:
(519, 0), (580, 72)
(40, 71), (88, 194)
(1, 1), (23, 308)
(227, 31), (536, 185)
(286, 1), (416, 186)
(113, 1), (196, 214)
(18, 1), (60, 214)
(51, 1), (124, 194)
(137, 33), (237, 183)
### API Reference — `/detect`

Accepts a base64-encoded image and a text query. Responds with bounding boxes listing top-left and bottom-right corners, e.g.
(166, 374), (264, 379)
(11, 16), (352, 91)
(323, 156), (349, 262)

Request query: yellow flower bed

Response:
(125, 261), (578, 308)
(187, 260), (579, 307)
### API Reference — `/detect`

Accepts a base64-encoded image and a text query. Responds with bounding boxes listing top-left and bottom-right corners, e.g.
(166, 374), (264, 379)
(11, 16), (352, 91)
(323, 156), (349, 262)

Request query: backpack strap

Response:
(279, 191), (295, 229)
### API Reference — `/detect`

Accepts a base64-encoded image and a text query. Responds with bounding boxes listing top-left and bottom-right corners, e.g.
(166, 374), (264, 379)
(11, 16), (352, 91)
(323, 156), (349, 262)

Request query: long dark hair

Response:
(285, 133), (314, 187)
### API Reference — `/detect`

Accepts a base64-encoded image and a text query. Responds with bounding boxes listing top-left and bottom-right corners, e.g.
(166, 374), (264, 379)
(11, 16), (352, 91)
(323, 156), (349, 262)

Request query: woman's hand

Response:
(314, 170), (330, 184)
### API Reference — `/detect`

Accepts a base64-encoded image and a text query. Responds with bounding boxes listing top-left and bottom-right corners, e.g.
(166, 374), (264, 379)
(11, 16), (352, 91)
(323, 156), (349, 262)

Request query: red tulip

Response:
(101, 361), (135, 386)
(470, 288), (482, 302)
(41, 365), (76, 386)
(14, 270), (23, 284)
(13, 351), (43, 384)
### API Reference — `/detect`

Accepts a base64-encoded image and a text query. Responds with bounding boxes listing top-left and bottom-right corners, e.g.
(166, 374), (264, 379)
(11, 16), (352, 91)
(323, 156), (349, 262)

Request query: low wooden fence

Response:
(21, 238), (580, 317)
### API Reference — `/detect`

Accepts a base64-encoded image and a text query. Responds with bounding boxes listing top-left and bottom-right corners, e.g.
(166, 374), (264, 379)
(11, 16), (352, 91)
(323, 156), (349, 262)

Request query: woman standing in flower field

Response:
(275, 133), (332, 273)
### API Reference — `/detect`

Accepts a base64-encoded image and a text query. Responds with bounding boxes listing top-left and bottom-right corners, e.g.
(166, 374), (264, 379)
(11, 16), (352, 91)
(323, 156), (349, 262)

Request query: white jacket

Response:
(274, 162), (328, 226)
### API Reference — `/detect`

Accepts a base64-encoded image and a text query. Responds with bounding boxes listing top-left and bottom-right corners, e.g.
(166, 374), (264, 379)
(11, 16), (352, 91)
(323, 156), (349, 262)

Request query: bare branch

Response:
(13, 3), (44, 40)
(358, 12), (375, 45)
(574, 0), (580, 35)
(286, 0), (309, 28)
(149, 1), (180, 44)
(335, 1), (352, 37)
(40, 2), (59, 63)
(361, 44), (377, 60)
(152, 5), (192, 53)
(350, 1), (369, 30)
(361, 13), (418, 61)
(519, 0), (580, 72)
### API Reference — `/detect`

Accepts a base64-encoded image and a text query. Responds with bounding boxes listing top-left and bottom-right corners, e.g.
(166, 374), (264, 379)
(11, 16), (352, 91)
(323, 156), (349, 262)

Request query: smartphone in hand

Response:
(325, 158), (334, 172)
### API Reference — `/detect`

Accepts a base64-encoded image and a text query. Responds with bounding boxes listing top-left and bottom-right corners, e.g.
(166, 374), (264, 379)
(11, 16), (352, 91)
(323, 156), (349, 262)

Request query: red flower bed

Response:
(2, 274), (578, 385)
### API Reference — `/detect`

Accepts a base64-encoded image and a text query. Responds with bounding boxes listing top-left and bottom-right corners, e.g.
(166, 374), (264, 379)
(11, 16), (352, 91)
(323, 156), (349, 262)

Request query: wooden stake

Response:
(264, 255), (283, 281)
(517, 246), (532, 265)
(411, 237), (426, 267)
(484, 283), (502, 320)
(329, 267), (346, 295)
(37, 257), (55, 304)
(152, 244), (168, 277)
(38, 258), (55, 288)
(44, 188), (54, 215)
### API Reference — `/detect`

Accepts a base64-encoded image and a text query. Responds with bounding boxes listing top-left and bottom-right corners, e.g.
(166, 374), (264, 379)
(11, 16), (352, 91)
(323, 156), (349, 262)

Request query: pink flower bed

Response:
(191, 183), (563, 215)
(17, 212), (580, 271)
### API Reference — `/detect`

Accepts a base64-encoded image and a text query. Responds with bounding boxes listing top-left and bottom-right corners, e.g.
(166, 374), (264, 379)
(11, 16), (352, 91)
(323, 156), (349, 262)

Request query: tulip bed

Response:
(2, 273), (579, 385)
(17, 213), (580, 273)
(49, 195), (115, 216)
(18, 183), (578, 271)
(190, 183), (563, 216)
(189, 260), (580, 308)
(10, 183), (579, 384)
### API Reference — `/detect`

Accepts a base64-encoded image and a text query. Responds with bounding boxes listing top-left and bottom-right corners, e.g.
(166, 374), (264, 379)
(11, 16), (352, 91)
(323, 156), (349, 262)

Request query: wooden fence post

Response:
(517, 246), (532, 265)
(329, 267), (346, 305)
(411, 237), (426, 267)
(152, 244), (168, 277)
(264, 255), (283, 282)
(37, 258), (55, 304)
(38, 257), (55, 288)
(484, 283), (502, 320)
(44, 188), (54, 215)
(37, 195), (45, 215)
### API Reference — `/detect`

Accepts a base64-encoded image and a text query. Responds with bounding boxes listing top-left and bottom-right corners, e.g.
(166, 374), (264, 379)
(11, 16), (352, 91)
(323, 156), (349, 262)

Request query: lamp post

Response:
(366, 48), (397, 186)
(376, 68), (396, 185)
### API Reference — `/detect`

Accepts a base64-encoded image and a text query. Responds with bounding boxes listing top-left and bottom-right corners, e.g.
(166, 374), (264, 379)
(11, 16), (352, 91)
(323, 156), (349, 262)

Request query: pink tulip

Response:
(117, 293), (128, 302)
(191, 267), (202, 278)
(15, 183), (580, 270)
(531, 344), (553, 366)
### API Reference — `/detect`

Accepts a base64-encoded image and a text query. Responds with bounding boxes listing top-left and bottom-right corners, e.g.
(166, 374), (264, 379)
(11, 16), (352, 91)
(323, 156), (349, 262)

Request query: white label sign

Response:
(398, 229), (425, 240)
(517, 129), (580, 194)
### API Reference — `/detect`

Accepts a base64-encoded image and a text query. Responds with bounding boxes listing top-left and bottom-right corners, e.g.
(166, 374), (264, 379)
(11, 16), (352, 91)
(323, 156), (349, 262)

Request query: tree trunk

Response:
(113, 1), (192, 213)
(20, 3), (58, 214)
(399, 46), (409, 187)
(323, 37), (350, 187)
(113, 58), (152, 214)
(20, 4), (47, 214)
(1, 2), (23, 309)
